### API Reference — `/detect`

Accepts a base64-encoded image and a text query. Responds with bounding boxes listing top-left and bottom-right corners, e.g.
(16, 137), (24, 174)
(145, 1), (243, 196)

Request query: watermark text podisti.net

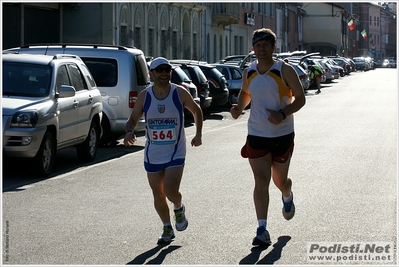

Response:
(307, 242), (394, 263)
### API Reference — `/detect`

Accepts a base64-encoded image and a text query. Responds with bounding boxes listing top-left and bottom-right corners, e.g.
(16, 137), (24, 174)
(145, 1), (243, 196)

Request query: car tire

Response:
(33, 131), (56, 177)
(99, 116), (121, 146)
(99, 115), (111, 146)
(77, 120), (99, 162)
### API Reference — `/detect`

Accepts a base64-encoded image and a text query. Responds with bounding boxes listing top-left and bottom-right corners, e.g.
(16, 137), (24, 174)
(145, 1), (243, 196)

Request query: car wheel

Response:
(99, 115), (111, 146)
(229, 94), (238, 105)
(99, 116), (121, 146)
(33, 131), (56, 177)
(77, 120), (99, 162)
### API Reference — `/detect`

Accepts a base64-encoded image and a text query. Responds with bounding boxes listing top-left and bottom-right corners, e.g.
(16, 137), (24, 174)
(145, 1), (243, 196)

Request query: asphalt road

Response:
(2, 68), (397, 265)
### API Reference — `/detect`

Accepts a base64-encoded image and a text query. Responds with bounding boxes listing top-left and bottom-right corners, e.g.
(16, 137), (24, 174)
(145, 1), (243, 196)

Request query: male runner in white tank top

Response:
(230, 28), (306, 246)
(124, 57), (203, 244)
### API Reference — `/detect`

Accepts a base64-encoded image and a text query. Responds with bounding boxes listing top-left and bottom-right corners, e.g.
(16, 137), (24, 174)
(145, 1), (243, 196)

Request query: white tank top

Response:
(143, 84), (186, 164)
(247, 59), (294, 137)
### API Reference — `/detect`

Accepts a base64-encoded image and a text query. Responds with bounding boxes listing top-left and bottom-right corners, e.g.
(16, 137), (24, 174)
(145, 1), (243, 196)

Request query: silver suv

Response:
(4, 44), (151, 146)
(2, 53), (103, 177)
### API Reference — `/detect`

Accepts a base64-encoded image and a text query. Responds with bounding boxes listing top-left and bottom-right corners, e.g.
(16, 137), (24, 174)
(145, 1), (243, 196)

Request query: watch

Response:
(279, 109), (286, 120)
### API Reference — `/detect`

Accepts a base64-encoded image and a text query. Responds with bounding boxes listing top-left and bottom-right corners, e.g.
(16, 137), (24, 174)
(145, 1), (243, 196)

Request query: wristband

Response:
(279, 109), (286, 120)
(126, 130), (133, 133)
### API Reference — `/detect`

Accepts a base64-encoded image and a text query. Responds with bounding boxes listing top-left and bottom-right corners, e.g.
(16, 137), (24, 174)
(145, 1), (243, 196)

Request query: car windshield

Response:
(193, 66), (208, 83)
(3, 62), (51, 97)
(172, 67), (191, 83)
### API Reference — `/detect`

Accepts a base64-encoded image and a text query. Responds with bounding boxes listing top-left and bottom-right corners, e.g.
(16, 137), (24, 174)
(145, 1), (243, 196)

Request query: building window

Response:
(213, 34), (217, 62)
(265, 3), (274, 17)
(219, 35), (223, 61)
(120, 25), (128, 46)
(120, 5), (129, 46)
(148, 28), (154, 57)
(193, 33), (197, 59)
(172, 15), (178, 59)
(172, 31), (177, 59)
(234, 36), (239, 54)
(161, 29), (167, 58)
(134, 8), (142, 49)
(193, 18), (198, 60)
(225, 36), (228, 56)
(148, 9), (155, 57)
(134, 27), (141, 49)
(160, 13), (167, 58)
(207, 34), (210, 62)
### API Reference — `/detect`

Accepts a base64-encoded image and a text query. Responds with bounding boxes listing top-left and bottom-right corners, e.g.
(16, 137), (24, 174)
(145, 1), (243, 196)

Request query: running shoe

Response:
(252, 226), (272, 246)
(157, 225), (175, 244)
(174, 204), (188, 231)
(282, 192), (295, 220)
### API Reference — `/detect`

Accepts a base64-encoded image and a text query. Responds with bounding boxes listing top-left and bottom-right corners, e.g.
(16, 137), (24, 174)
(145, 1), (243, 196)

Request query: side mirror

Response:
(58, 85), (76, 98)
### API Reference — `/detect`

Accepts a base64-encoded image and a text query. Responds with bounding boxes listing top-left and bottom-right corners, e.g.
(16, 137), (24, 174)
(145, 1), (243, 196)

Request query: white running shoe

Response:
(157, 226), (175, 244)
(174, 204), (188, 231)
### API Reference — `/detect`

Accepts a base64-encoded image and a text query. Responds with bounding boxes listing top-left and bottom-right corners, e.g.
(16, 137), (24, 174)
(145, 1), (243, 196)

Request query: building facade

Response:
(2, 2), (397, 62)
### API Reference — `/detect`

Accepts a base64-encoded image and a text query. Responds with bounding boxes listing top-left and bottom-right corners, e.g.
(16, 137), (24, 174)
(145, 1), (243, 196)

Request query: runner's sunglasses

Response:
(153, 66), (172, 73)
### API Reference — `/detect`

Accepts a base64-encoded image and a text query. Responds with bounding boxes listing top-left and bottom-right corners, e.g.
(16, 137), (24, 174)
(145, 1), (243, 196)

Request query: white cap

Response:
(150, 57), (171, 70)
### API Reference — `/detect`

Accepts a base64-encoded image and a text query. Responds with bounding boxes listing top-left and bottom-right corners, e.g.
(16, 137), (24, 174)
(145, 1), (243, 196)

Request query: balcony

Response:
(212, 3), (240, 27)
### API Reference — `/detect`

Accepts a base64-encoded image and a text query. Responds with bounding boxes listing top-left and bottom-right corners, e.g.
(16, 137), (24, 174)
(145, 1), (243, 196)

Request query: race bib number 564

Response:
(148, 118), (177, 145)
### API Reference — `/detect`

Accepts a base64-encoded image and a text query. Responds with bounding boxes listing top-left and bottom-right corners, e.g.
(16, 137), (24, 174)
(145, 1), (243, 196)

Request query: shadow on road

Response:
(2, 143), (144, 192)
(126, 244), (181, 265)
(2, 106), (233, 193)
(239, 235), (291, 265)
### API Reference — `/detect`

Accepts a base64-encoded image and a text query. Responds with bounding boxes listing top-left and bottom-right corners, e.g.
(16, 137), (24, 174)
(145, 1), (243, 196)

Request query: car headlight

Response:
(11, 111), (39, 127)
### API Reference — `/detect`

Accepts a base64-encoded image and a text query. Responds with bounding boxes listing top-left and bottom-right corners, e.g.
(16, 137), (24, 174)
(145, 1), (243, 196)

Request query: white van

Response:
(4, 44), (150, 146)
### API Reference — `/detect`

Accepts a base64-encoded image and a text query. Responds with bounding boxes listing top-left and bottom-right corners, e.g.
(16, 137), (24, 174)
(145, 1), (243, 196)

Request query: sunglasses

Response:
(153, 67), (172, 73)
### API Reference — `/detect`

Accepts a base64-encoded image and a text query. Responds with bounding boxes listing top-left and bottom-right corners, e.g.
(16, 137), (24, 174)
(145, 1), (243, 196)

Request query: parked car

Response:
(174, 63), (212, 110)
(325, 58), (345, 77)
(352, 57), (368, 71)
(382, 59), (390, 68)
(170, 60), (229, 107)
(322, 59), (340, 79)
(170, 65), (201, 108)
(211, 63), (243, 105)
(3, 44), (150, 146)
(2, 53), (103, 177)
(216, 55), (247, 65)
(387, 58), (397, 68)
(290, 63), (310, 91)
(239, 51), (258, 70)
(275, 50), (307, 59)
(330, 57), (352, 75)
(346, 58), (357, 72)
(311, 58), (334, 82)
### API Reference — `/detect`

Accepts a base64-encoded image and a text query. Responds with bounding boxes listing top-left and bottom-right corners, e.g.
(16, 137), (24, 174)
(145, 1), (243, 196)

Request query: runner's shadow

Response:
(257, 235), (291, 264)
(126, 244), (181, 265)
(239, 235), (291, 265)
(239, 244), (270, 264)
